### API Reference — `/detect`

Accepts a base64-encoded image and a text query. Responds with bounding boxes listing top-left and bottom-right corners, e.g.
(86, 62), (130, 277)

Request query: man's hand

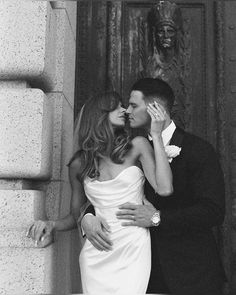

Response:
(26, 220), (55, 248)
(81, 214), (113, 251)
(116, 200), (157, 228)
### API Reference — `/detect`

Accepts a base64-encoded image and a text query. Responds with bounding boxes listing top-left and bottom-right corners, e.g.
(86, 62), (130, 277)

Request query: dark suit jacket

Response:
(84, 127), (226, 295)
(146, 127), (226, 295)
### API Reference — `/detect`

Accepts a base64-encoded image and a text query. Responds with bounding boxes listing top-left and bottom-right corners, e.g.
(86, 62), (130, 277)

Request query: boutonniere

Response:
(165, 145), (182, 163)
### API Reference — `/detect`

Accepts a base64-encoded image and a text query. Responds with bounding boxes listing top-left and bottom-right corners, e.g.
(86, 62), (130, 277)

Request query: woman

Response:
(27, 91), (172, 294)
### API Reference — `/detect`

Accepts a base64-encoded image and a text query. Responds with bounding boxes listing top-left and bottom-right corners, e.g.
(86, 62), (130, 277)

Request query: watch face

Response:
(151, 211), (160, 226)
(153, 216), (159, 223)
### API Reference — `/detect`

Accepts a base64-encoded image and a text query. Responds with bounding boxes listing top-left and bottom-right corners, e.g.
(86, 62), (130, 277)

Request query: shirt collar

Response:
(148, 121), (176, 146)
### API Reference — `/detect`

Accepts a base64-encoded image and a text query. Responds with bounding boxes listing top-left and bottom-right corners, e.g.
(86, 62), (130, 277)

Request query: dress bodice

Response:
(84, 166), (145, 209)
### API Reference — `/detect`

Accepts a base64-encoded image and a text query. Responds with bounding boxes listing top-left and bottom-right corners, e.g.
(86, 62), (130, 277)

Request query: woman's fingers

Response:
(147, 105), (165, 121)
(154, 101), (166, 115)
(147, 102), (166, 119)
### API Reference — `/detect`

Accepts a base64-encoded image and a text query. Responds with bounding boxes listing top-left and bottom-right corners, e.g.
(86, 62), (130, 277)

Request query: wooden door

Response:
(75, 1), (233, 293)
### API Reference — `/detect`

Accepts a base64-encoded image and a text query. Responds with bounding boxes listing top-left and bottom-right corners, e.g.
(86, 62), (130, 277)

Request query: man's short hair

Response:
(131, 78), (175, 113)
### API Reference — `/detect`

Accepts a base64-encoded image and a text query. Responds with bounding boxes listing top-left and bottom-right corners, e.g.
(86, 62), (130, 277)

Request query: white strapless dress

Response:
(79, 166), (151, 294)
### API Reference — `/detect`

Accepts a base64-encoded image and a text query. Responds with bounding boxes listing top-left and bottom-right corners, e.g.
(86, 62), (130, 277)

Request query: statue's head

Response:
(148, 1), (183, 52)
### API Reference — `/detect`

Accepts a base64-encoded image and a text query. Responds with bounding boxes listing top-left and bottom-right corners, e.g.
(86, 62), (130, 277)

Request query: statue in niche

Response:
(140, 0), (191, 129)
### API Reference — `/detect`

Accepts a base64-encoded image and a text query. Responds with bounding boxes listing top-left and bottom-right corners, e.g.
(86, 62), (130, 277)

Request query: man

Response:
(82, 78), (226, 295)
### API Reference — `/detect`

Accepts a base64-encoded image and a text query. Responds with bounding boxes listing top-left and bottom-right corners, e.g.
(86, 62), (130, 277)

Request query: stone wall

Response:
(0, 1), (78, 294)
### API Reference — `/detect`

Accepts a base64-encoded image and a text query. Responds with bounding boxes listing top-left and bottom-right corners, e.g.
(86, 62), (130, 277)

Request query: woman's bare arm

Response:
(27, 158), (87, 246)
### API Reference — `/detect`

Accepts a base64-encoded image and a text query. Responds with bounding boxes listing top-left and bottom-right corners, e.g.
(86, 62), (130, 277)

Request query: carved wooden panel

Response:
(75, 0), (108, 116)
(117, 1), (213, 139)
(75, 1), (214, 140)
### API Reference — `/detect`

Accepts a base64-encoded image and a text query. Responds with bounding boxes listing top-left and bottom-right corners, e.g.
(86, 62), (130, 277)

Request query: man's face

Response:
(126, 91), (150, 129)
(156, 24), (177, 49)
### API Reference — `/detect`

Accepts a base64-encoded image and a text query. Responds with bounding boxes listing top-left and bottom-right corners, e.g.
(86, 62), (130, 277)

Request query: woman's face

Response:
(108, 102), (126, 127)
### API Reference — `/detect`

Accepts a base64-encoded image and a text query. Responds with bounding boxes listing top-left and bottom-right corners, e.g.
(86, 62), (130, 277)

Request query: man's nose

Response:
(126, 106), (131, 114)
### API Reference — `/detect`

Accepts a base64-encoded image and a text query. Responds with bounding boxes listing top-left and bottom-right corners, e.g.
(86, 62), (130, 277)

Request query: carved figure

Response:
(141, 0), (191, 128)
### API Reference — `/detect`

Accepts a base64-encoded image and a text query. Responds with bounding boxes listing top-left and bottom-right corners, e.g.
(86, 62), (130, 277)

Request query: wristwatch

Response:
(151, 210), (161, 227)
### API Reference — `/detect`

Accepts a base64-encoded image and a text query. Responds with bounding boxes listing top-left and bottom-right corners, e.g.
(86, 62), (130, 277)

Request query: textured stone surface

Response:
(45, 180), (62, 221)
(0, 228), (36, 248)
(0, 179), (34, 190)
(53, 9), (76, 108)
(0, 189), (54, 293)
(0, 190), (46, 230)
(0, 89), (53, 179)
(63, 10), (76, 108)
(45, 93), (73, 220)
(0, 247), (54, 294)
(0, 0), (56, 90)
(65, 1), (77, 40)
(51, 0), (76, 40)
(50, 93), (74, 181)
(0, 80), (29, 89)
(53, 10), (66, 92)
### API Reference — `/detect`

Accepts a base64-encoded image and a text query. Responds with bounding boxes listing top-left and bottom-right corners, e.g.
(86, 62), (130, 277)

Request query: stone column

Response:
(0, 1), (77, 293)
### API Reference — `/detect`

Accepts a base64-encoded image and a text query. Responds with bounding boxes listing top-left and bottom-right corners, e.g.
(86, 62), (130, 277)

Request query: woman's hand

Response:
(26, 220), (55, 248)
(147, 101), (166, 137)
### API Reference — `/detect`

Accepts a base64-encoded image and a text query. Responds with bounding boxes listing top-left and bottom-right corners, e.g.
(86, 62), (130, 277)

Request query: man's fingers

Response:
(117, 208), (137, 215)
(116, 209), (133, 216)
(89, 234), (112, 251)
(98, 231), (113, 246)
(118, 203), (137, 210)
(89, 239), (107, 251)
(121, 221), (136, 226)
(117, 215), (135, 220)
(100, 218), (111, 233)
(97, 233), (112, 250)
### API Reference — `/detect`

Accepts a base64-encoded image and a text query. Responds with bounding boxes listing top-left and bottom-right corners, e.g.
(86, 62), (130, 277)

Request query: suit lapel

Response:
(169, 126), (185, 147)
(147, 126), (185, 157)
(169, 126), (185, 166)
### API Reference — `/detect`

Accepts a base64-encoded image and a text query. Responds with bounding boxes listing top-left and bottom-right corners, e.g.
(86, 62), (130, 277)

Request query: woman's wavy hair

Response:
(69, 91), (132, 181)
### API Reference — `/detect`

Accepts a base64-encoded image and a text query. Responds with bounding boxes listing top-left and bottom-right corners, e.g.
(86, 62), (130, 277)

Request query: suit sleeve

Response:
(84, 204), (95, 215)
(159, 142), (225, 233)
(77, 202), (95, 237)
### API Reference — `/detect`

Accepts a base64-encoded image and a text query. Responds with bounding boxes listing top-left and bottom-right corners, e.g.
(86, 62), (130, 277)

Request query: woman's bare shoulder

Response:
(131, 136), (150, 149)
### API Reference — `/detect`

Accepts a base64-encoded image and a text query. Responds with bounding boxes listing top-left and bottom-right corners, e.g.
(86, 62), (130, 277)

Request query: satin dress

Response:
(79, 166), (151, 294)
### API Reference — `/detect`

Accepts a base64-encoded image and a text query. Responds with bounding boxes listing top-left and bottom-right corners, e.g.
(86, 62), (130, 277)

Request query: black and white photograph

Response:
(0, 0), (235, 294)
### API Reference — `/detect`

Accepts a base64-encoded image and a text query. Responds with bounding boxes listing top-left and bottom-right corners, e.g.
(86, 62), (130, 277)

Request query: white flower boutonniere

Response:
(165, 145), (182, 163)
